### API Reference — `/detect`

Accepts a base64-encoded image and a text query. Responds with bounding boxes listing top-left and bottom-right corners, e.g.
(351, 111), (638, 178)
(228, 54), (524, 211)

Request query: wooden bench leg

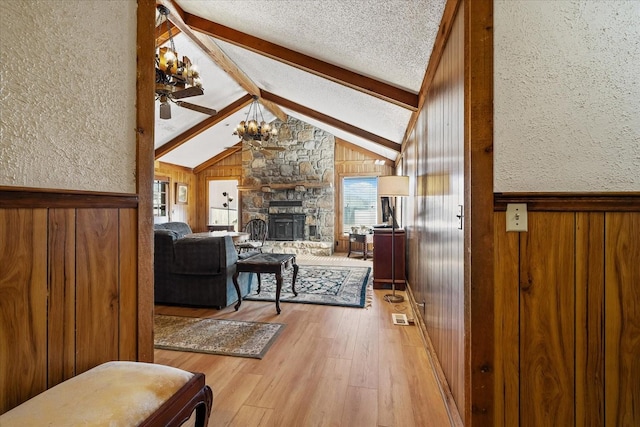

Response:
(140, 373), (213, 427)
(194, 385), (213, 427)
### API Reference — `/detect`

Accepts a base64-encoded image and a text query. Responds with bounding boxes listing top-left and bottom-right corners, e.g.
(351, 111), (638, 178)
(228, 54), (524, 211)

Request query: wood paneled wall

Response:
(405, 2), (466, 419)
(334, 138), (394, 252)
(194, 152), (244, 232)
(494, 196), (640, 427)
(0, 190), (139, 414)
(403, 0), (494, 424)
(154, 161), (197, 228)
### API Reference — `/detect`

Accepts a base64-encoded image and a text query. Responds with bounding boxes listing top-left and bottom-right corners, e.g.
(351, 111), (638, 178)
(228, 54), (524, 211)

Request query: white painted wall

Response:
(494, 0), (640, 192)
(0, 0), (137, 193)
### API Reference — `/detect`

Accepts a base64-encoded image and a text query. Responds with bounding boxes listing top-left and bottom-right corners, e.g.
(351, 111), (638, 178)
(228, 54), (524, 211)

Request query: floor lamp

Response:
(377, 176), (410, 303)
(222, 192), (233, 230)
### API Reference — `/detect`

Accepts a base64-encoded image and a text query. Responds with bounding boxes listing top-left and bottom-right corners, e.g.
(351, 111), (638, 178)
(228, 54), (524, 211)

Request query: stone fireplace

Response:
(240, 117), (335, 255)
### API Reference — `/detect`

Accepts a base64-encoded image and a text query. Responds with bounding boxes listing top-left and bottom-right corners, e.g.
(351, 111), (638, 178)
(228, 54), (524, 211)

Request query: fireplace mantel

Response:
(237, 182), (330, 192)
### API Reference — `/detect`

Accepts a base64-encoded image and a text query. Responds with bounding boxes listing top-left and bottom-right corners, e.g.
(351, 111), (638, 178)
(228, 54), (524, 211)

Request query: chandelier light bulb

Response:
(163, 50), (176, 63)
(236, 121), (246, 136)
(247, 120), (259, 134)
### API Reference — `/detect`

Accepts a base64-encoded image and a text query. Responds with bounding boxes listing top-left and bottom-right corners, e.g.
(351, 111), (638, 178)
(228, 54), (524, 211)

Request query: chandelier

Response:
(155, 5), (211, 119)
(234, 96), (278, 142)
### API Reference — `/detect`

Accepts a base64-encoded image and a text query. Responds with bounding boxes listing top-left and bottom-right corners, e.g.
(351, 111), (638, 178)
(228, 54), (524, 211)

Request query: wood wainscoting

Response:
(0, 188), (142, 414)
(494, 193), (640, 427)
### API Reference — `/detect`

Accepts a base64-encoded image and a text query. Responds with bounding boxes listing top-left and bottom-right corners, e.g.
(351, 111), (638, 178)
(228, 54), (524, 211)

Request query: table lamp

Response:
(377, 176), (410, 303)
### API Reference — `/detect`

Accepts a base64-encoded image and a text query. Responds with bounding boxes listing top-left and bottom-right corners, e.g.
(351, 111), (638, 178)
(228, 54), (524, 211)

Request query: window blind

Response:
(342, 177), (377, 233)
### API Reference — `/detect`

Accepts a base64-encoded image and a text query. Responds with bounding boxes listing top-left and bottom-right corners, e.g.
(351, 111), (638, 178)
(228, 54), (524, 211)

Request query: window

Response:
(342, 177), (377, 233)
(153, 179), (169, 219)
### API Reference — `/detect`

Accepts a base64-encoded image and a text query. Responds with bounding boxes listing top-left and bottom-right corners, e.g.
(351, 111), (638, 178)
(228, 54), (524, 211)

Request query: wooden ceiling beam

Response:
(193, 143), (242, 174)
(184, 13), (419, 112)
(261, 91), (400, 153)
(155, 94), (253, 159)
(156, 0), (287, 122)
(155, 22), (181, 46)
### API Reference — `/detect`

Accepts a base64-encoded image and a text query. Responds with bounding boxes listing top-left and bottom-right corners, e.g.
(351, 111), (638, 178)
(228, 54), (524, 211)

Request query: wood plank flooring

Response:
(154, 254), (452, 427)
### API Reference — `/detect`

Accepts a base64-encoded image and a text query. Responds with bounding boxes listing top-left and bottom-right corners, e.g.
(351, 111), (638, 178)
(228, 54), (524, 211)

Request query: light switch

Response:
(506, 203), (528, 232)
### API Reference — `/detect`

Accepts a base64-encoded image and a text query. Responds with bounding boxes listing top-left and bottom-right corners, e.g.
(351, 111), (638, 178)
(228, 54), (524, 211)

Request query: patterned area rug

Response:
(154, 315), (284, 359)
(244, 265), (371, 308)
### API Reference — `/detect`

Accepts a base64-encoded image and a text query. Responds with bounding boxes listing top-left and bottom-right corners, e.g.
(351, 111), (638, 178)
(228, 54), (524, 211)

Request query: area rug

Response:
(154, 315), (285, 359)
(244, 265), (371, 308)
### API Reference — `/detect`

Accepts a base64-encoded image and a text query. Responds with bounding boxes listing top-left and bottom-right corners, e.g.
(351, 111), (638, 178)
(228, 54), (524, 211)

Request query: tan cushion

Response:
(0, 361), (193, 426)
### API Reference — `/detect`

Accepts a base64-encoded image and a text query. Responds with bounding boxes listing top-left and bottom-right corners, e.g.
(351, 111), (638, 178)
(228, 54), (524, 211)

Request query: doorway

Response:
(208, 179), (239, 231)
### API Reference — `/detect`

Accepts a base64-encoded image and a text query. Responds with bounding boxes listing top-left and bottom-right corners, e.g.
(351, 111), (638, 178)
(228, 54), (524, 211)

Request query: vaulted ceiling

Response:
(154, 0), (448, 170)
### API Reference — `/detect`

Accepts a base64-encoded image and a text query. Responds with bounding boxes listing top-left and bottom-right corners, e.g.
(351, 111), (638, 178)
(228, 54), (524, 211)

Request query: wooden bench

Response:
(0, 361), (212, 426)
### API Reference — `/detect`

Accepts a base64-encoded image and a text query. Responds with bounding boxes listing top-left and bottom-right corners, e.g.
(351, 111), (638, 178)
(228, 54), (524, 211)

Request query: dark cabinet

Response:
(372, 228), (406, 290)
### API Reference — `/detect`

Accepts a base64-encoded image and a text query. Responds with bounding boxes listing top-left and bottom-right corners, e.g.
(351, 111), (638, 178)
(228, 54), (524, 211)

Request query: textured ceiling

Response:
(155, 0), (447, 168)
(178, 0), (445, 92)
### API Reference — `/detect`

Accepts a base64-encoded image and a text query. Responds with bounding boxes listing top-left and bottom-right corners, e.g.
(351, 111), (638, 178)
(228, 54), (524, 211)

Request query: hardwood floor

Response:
(154, 253), (452, 426)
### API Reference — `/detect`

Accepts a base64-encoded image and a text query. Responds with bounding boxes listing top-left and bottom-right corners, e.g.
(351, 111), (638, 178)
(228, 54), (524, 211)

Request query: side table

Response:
(347, 233), (373, 260)
(232, 253), (298, 314)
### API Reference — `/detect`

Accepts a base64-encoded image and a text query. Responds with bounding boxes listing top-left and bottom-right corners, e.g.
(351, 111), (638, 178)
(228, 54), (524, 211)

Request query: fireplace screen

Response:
(269, 214), (305, 241)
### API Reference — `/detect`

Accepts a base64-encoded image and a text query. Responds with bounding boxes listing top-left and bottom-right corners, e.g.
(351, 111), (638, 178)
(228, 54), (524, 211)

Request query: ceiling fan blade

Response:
(244, 139), (285, 152)
(246, 140), (262, 149)
(170, 86), (204, 99)
(175, 101), (217, 116)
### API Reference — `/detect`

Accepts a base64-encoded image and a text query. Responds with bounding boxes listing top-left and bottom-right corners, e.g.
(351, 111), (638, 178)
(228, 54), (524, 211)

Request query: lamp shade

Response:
(377, 175), (409, 197)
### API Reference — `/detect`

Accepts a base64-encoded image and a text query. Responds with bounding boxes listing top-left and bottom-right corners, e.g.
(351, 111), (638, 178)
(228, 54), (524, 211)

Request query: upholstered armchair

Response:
(153, 222), (253, 309)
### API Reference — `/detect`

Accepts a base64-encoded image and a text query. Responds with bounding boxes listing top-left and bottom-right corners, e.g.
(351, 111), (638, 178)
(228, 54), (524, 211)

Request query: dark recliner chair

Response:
(153, 222), (254, 309)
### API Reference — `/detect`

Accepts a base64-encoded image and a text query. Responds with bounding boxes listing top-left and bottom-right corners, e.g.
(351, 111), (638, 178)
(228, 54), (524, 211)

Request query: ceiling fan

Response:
(154, 81), (217, 120)
(154, 5), (217, 120)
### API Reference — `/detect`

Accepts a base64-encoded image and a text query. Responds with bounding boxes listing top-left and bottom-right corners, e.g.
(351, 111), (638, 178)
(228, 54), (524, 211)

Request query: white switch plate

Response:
(506, 203), (528, 232)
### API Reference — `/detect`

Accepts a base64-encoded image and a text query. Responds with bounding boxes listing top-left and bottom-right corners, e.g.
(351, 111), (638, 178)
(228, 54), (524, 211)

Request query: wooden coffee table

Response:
(232, 253), (298, 314)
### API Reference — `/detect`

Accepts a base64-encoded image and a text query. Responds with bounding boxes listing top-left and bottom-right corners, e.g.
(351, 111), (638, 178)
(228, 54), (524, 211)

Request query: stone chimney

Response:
(241, 117), (335, 250)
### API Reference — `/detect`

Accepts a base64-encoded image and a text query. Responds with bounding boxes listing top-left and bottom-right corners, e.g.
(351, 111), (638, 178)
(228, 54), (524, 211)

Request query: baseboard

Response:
(406, 283), (464, 427)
